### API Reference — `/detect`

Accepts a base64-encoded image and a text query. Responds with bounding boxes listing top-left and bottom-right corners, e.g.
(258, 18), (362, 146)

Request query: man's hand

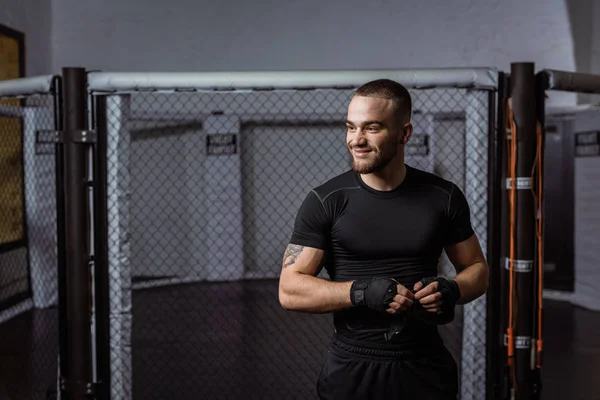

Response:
(350, 278), (415, 314)
(350, 277), (398, 313)
(413, 280), (443, 313)
(386, 283), (415, 315)
(413, 277), (461, 314)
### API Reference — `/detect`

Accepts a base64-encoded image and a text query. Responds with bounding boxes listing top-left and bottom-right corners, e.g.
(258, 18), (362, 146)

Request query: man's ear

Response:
(402, 122), (413, 144)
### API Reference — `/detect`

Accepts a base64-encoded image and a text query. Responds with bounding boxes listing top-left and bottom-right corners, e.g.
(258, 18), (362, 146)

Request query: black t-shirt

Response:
(289, 164), (474, 347)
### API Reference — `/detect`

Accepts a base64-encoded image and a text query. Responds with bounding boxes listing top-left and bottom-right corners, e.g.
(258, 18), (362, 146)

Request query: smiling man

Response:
(278, 79), (489, 399)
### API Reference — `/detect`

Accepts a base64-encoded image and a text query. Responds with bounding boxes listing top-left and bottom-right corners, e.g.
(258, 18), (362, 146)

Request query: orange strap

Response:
(505, 99), (518, 397)
(506, 99), (517, 358)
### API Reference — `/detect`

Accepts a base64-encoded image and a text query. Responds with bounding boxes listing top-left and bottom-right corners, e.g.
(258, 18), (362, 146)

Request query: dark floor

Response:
(0, 280), (598, 400)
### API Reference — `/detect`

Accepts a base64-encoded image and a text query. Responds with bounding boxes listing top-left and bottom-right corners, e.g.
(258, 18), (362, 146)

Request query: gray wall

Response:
(0, 0), (52, 75)
(50, 0), (579, 106)
(566, 0), (600, 104)
(572, 110), (600, 310)
(1, 0), (598, 95)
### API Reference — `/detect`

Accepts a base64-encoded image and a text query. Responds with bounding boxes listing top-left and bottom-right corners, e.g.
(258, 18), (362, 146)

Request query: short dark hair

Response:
(354, 79), (412, 123)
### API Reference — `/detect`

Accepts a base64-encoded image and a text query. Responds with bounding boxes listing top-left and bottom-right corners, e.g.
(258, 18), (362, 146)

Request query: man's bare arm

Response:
(444, 233), (489, 304)
(278, 244), (354, 313)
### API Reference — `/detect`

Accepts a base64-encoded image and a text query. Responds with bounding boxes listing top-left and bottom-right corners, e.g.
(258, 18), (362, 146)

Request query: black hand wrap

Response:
(350, 277), (398, 313)
(412, 277), (461, 325)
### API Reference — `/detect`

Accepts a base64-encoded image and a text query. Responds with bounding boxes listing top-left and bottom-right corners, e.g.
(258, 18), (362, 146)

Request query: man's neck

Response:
(360, 159), (407, 192)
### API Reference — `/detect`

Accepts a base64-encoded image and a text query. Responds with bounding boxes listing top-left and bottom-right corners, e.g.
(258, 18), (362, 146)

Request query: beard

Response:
(349, 143), (397, 174)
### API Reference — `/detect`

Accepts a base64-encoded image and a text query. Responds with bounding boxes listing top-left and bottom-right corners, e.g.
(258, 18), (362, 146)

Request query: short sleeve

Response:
(289, 190), (331, 250)
(444, 183), (475, 245)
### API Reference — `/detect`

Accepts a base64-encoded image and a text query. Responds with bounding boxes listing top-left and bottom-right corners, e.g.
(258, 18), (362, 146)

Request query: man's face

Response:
(346, 95), (407, 174)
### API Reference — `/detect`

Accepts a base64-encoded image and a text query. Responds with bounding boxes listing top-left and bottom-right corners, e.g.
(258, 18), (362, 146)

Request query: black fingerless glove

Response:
(350, 277), (398, 313)
(412, 277), (461, 325)
(420, 277), (461, 308)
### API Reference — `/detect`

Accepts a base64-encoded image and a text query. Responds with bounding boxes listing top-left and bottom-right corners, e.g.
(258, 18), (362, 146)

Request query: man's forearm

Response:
(279, 272), (354, 313)
(453, 261), (489, 304)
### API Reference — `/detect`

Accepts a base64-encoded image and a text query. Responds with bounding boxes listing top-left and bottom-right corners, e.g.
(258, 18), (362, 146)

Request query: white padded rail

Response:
(544, 69), (600, 94)
(0, 75), (56, 97)
(87, 68), (499, 93)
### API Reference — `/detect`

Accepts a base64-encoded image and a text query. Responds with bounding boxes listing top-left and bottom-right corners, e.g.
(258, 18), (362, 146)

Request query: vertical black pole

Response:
(60, 67), (94, 399)
(53, 74), (69, 390)
(486, 72), (506, 400)
(94, 95), (111, 400)
(502, 62), (537, 399)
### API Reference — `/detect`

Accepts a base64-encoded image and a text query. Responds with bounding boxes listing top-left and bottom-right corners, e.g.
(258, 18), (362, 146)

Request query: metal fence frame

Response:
(5, 64), (600, 400)
(88, 68), (500, 400)
(1, 67), (504, 400)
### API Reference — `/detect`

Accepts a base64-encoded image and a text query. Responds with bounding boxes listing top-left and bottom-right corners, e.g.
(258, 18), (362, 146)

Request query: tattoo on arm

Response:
(283, 244), (304, 268)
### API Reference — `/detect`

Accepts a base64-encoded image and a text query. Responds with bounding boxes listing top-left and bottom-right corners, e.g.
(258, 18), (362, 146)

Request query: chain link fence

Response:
(92, 72), (493, 400)
(0, 77), (61, 400)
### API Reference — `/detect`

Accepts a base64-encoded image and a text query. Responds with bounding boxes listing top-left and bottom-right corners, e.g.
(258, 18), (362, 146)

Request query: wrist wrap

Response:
(350, 277), (398, 313)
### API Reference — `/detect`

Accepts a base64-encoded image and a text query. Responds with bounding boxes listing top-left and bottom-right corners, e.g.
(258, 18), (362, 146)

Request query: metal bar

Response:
(486, 72), (505, 400)
(93, 95), (111, 400)
(0, 239), (27, 253)
(542, 69), (600, 94)
(0, 291), (31, 314)
(61, 67), (94, 400)
(0, 105), (24, 117)
(0, 75), (56, 97)
(53, 74), (69, 387)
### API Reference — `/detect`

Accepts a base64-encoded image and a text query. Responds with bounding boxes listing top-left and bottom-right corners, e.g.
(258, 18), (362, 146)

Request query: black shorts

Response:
(316, 335), (458, 400)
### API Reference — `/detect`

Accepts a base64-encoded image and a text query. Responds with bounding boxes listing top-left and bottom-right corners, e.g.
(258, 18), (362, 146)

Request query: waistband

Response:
(330, 333), (442, 360)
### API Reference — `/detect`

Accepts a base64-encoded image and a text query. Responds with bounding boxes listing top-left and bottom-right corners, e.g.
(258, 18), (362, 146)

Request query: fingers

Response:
(419, 293), (443, 313)
(415, 282), (444, 313)
(419, 292), (443, 306)
(412, 281), (424, 292)
(396, 283), (414, 298)
(385, 283), (417, 314)
(386, 303), (410, 314)
(386, 282), (446, 315)
(422, 303), (443, 313)
(414, 281), (439, 301)
(386, 292), (414, 314)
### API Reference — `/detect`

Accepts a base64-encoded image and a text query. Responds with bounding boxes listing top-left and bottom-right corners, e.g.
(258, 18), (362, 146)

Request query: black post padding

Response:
(501, 62), (538, 400)
(60, 67), (94, 400)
